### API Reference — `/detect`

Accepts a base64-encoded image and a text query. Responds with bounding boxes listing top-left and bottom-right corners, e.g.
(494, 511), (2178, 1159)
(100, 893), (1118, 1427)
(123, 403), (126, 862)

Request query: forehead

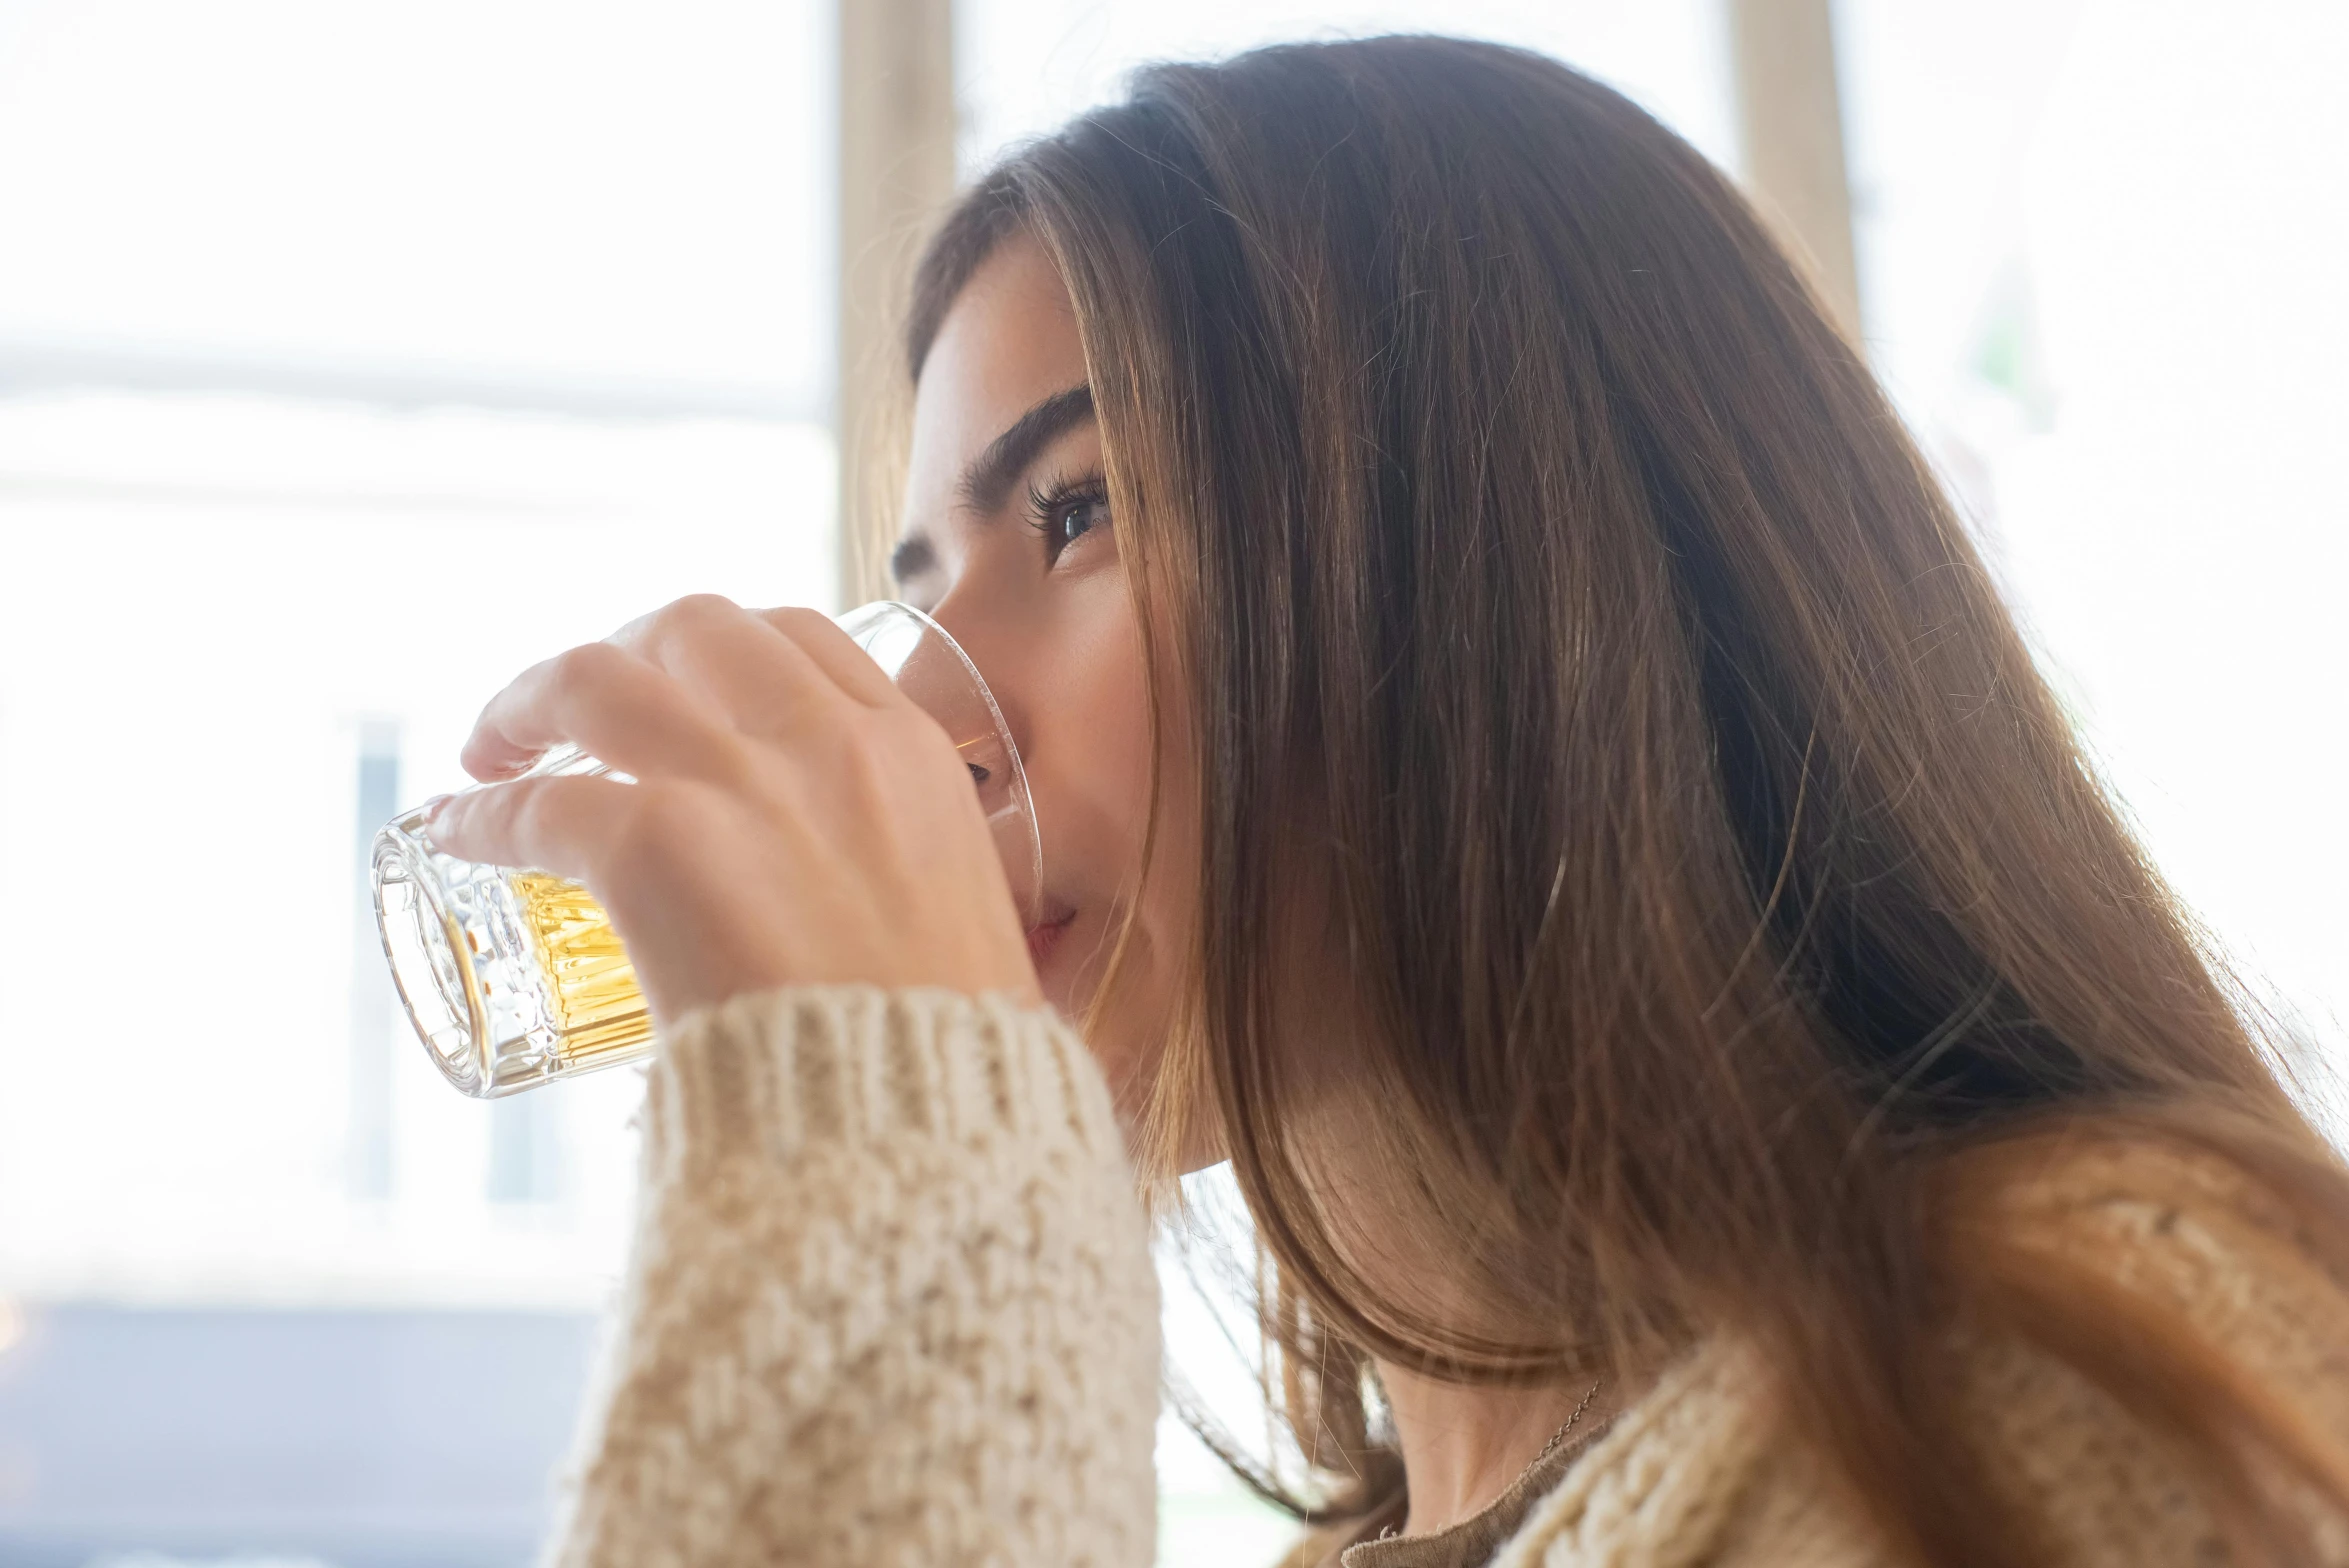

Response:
(905, 233), (1089, 508)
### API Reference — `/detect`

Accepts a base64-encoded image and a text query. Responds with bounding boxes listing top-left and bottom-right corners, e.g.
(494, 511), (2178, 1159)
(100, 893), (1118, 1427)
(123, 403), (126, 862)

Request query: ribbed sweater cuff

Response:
(643, 985), (1122, 1183)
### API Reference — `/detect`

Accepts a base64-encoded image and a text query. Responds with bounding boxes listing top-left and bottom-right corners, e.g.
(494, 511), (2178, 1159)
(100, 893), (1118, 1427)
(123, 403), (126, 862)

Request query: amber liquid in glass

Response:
(508, 871), (655, 1067)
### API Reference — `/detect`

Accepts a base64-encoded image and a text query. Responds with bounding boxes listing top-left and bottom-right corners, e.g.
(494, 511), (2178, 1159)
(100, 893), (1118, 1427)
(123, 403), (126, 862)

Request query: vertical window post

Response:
(1726, 0), (1864, 344)
(835, 0), (958, 609)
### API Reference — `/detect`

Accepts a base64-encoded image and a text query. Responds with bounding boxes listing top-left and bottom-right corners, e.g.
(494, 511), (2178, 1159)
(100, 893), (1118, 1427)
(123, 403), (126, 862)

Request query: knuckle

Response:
(552, 639), (626, 690)
(629, 593), (741, 664)
(620, 593), (728, 657)
(664, 592), (740, 627)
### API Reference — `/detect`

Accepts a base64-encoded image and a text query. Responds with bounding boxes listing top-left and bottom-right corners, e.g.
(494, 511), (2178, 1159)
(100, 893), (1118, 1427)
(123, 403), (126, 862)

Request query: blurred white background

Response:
(0, 2), (2342, 1564)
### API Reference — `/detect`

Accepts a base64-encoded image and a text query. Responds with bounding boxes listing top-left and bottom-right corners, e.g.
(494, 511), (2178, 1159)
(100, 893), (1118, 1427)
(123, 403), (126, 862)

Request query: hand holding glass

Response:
(371, 602), (1040, 1097)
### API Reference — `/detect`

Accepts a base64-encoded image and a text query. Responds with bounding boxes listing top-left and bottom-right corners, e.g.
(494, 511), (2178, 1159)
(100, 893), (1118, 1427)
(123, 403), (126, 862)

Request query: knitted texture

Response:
(1441, 1138), (2349, 1568)
(534, 979), (2349, 1568)
(540, 985), (1159, 1568)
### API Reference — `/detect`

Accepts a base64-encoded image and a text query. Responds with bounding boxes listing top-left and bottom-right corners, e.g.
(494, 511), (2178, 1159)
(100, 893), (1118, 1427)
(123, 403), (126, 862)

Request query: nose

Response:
(924, 583), (1037, 779)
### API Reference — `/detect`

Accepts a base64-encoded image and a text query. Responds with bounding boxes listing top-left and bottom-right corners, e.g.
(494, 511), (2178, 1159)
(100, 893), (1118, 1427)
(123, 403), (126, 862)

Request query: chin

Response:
(1027, 901), (1135, 1021)
(1027, 908), (1194, 1149)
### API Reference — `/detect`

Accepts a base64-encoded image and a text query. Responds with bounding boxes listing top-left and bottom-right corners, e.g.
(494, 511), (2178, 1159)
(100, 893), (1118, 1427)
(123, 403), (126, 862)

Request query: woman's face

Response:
(893, 232), (1198, 1143)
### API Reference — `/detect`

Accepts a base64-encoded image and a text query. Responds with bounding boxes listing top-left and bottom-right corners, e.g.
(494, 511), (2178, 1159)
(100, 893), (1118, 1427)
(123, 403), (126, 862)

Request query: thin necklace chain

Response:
(1530, 1377), (1605, 1470)
(1374, 1378), (1606, 1545)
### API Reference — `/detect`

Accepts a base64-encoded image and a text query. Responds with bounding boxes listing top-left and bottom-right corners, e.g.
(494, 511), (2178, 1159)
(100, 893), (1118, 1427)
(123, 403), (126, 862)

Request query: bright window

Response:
(0, 1), (832, 1559)
(1840, 0), (2349, 1074)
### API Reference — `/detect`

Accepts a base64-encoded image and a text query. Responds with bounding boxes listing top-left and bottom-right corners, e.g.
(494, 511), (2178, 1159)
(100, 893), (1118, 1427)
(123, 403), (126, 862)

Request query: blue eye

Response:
(1027, 476), (1110, 561)
(1054, 495), (1104, 545)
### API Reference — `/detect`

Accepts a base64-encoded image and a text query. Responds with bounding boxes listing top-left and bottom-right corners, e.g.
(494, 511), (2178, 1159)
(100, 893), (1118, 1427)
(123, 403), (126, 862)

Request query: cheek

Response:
(1026, 576), (1159, 884)
(1073, 634), (1157, 828)
(1016, 581), (1203, 1107)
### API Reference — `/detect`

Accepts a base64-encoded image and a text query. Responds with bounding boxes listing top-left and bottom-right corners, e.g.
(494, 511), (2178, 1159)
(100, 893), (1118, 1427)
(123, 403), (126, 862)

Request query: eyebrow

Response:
(891, 381), (1097, 588)
(956, 382), (1095, 514)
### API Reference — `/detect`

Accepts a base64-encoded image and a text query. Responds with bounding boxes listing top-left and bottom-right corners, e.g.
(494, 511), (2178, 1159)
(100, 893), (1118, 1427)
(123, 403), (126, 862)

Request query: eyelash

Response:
(1024, 471), (1110, 563)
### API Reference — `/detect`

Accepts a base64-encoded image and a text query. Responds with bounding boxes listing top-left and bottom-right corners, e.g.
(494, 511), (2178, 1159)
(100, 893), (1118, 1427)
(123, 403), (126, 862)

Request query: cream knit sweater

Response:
(540, 986), (1159, 1567)
(540, 987), (2349, 1568)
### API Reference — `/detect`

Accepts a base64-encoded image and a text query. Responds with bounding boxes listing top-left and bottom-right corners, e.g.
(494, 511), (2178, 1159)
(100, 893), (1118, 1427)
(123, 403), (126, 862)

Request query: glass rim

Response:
(371, 825), (494, 1095)
(846, 598), (1043, 923)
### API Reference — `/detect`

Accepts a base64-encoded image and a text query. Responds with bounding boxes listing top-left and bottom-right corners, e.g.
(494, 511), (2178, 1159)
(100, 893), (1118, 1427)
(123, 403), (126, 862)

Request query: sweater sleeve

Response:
(539, 985), (1162, 1568)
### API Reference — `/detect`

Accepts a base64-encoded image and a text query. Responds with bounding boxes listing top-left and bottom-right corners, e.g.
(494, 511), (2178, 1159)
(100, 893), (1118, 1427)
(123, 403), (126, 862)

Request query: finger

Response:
(459, 639), (741, 784)
(758, 605), (902, 707)
(610, 593), (861, 733)
(425, 773), (641, 880)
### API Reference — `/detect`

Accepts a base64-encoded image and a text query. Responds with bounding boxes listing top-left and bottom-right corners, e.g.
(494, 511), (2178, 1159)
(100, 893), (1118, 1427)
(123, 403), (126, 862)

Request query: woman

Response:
(430, 34), (2349, 1568)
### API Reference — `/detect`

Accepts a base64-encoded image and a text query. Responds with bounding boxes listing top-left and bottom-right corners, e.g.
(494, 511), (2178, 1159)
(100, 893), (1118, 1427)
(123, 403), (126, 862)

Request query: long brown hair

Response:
(906, 35), (2349, 1565)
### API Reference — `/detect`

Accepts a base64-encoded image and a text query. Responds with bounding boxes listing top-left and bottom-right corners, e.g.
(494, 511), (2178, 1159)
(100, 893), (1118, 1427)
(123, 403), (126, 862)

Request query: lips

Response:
(1024, 905), (1078, 970)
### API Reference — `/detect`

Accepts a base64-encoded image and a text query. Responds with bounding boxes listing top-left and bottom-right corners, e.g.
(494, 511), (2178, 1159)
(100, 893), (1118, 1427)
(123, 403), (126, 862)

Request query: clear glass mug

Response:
(370, 601), (1040, 1098)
